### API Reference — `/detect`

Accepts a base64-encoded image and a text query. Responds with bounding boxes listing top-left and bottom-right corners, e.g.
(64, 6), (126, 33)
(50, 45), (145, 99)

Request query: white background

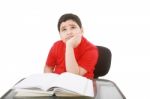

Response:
(0, 0), (150, 98)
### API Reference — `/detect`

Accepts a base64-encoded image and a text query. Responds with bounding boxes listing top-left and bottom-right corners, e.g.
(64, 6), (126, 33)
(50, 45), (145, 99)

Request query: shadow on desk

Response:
(1, 79), (126, 99)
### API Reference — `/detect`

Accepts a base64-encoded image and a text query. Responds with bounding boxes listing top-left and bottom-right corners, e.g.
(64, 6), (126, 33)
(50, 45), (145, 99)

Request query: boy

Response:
(44, 13), (98, 79)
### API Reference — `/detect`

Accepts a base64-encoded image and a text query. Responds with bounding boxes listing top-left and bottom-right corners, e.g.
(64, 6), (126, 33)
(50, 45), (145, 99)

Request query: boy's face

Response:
(59, 20), (83, 43)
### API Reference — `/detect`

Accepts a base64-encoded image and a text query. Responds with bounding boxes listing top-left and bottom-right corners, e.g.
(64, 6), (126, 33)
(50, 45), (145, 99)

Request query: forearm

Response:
(44, 65), (54, 73)
(65, 45), (80, 75)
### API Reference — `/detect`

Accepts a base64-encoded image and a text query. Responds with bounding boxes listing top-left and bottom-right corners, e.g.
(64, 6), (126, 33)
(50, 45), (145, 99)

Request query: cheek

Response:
(60, 34), (66, 43)
(74, 29), (82, 34)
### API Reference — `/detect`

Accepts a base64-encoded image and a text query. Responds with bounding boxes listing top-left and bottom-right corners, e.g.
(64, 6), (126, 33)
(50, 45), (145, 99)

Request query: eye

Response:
(61, 28), (66, 32)
(63, 28), (66, 31)
(71, 26), (76, 29)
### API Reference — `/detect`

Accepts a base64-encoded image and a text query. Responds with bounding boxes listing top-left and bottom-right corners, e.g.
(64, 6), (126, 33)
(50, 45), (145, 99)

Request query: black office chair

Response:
(94, 46), (112, 78)
(94, 46), (126, 99)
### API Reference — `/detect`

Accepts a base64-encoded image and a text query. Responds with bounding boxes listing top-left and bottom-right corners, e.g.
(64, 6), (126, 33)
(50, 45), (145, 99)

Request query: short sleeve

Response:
(46, 43), (57, 67)
(78, 48), (98, 73)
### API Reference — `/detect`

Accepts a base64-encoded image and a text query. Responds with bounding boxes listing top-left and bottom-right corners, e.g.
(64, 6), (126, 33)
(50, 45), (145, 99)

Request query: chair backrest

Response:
(94, 46), (112, 78)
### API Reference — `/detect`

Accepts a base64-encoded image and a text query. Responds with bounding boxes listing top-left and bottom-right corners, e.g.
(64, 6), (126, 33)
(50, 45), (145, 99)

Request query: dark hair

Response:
(57, 13), (82, 31)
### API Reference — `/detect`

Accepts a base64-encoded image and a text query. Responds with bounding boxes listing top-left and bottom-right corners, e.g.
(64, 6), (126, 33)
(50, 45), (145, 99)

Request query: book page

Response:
(13, 73), (59, 91)
(84, 79), (94, 97)
(53, 72), (94, 97)
(54, 88), (82, 96)
(14, 89), (54, 97)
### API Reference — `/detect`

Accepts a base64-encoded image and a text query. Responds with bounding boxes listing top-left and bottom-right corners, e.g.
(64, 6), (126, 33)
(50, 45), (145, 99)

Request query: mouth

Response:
(65, 36), (73, 41)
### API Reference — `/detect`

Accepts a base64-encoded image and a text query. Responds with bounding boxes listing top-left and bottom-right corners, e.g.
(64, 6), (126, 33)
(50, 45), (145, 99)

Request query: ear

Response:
(81, 27), (84, 34)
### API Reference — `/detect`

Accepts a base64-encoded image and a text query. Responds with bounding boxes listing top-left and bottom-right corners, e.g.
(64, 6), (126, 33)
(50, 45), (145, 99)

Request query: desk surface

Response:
(1, 79), (126, 99)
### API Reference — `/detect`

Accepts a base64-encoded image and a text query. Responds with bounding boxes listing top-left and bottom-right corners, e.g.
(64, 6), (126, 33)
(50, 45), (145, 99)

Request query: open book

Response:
(12, 72), (94, 97)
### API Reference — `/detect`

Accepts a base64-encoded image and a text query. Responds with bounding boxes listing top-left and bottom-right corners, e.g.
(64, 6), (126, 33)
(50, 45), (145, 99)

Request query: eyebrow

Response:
(61, 24), (77, 29)
(70, 24), (77, 27)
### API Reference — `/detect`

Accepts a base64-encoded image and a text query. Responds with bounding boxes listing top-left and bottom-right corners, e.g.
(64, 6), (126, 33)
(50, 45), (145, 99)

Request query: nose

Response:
(66, 29), (72, 35)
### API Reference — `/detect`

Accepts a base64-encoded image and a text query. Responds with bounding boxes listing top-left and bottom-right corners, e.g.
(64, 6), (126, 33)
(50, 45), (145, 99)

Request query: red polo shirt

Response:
(46, 37), (98, 79)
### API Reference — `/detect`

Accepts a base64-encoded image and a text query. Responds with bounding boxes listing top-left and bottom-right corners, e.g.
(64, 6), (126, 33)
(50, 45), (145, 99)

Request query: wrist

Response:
(66, 42), (73, 48)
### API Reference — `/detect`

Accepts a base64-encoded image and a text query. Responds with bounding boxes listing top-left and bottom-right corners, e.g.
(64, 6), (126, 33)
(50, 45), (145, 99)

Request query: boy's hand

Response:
(66, 33), (82, 48)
